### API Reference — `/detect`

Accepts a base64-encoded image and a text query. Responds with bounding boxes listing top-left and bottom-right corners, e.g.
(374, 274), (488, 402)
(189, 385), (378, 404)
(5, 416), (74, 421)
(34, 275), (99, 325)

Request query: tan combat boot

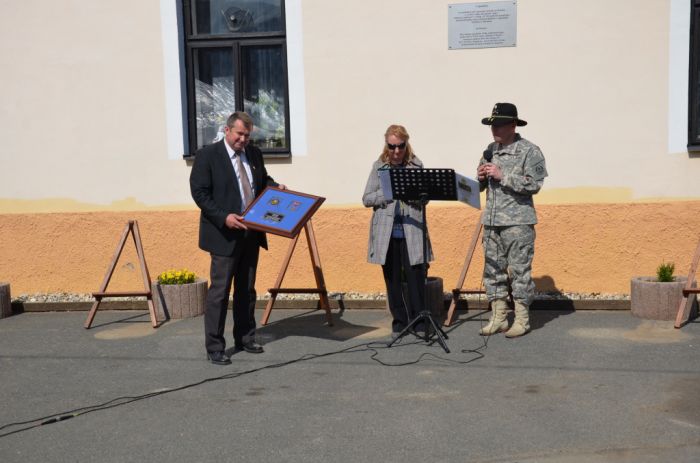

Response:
(505, 302), (530, 338)
(479, 298), (509, 336)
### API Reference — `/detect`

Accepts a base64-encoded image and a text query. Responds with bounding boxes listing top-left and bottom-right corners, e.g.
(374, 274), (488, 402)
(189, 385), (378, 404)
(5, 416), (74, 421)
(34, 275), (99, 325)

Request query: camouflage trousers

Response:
(482, 224), (536, 306)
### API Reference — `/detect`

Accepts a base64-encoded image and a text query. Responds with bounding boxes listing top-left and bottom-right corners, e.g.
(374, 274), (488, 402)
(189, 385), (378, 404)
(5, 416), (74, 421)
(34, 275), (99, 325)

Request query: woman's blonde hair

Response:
(380, 124), (415, 164)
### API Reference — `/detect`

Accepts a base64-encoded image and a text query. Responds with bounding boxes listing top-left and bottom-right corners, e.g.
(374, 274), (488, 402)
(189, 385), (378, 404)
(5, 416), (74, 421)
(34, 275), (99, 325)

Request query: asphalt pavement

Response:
(1, 308), (699, 462)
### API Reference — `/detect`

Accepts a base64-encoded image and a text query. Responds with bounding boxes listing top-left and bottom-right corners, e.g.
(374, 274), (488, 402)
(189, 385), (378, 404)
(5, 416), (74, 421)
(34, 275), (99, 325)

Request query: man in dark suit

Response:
(190, 111), (283, 365)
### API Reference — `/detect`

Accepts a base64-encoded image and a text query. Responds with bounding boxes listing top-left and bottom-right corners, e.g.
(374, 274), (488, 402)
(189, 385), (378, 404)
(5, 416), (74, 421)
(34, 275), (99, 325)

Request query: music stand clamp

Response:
(385, 168), (457, 353)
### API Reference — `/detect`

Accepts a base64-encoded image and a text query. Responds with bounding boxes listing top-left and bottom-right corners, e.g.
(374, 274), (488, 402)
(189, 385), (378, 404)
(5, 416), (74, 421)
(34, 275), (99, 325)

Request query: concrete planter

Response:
(152, 278), (207, 320)
(0, 282), (10, 319)
(630, 276), (687, 321)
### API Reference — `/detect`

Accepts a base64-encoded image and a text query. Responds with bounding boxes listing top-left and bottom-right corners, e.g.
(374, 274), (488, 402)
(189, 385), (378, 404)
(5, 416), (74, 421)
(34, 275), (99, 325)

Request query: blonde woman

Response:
(362, 125), (433, 339)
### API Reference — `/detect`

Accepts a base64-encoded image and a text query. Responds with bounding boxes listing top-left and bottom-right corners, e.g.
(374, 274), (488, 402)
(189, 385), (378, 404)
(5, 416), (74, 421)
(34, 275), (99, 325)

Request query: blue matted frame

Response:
(242, 187), (325, 238)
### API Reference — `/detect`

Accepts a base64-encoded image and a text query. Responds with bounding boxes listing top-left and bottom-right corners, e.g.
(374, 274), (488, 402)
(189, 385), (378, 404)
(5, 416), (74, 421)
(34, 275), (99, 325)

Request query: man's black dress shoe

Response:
(235, 341), (264, 354)
(206, 351), (231, 365)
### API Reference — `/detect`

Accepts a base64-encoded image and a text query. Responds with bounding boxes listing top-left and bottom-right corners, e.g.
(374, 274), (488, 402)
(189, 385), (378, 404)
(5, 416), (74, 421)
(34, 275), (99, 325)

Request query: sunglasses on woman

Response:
(387, 142), (406, 150)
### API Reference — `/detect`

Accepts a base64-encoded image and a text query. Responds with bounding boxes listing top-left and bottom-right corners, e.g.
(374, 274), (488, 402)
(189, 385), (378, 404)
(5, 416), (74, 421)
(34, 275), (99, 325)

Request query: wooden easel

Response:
(444, 217), (486, 327)
(84, 220), (159, 329)
(261, 219), (333, 326)
(674, 238), (700, 328)
(444, 214), (513, 327)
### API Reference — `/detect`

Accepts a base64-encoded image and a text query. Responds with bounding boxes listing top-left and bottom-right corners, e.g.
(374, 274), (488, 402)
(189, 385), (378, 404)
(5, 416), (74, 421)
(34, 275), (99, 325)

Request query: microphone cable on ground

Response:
(0, 335), (487, 439)
(3, 159), (500, 438)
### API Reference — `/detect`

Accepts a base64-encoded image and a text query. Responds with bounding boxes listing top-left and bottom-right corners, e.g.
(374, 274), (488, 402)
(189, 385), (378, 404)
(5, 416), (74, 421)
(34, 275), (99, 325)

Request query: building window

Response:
(183, 0), (290, 157)
(690, 0), (700, 149)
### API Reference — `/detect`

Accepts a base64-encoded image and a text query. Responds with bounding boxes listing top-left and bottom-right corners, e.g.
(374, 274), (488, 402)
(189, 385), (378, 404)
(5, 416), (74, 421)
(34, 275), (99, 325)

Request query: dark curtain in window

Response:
(243, 46), (287, 148)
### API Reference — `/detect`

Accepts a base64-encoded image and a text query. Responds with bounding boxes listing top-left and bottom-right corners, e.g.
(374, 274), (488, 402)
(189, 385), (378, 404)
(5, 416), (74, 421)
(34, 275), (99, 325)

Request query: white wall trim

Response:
(160, 0), (187, 160)
(286, 0), (308, 156)
(669, 0), (690, 153)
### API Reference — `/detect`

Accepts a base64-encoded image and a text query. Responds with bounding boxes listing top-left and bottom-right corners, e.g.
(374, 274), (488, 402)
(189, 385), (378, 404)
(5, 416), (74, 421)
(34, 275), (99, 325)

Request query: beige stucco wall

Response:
(1, 1), (698, 295)
(2, 202), (699, 295)
(0, 0), (188, 208)
(0, 0), (697, 210)
(275, 0), (695, 204)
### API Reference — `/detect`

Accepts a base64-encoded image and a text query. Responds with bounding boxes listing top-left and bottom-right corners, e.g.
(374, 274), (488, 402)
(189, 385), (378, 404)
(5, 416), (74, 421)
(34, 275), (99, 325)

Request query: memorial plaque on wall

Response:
(448, 1), (517, 50)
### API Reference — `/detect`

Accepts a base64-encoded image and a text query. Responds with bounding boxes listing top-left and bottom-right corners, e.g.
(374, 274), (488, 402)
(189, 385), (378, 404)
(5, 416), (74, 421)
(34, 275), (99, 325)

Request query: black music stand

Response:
(385, 168), (457, 353)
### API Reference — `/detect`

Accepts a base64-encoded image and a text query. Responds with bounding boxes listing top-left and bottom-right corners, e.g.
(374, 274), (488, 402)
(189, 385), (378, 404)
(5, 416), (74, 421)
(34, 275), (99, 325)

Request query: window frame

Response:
(689, 0), (700, 150)
(182, 0), (291, 158)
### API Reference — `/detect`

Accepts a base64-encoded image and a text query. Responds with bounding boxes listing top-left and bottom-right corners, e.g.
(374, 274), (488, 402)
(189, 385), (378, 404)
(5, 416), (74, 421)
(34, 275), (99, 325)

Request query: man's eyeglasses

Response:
(387, 142), (406, 150)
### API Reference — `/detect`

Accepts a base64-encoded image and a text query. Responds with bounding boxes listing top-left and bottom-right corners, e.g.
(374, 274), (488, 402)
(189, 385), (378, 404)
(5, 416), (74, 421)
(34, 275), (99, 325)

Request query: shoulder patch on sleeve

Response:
(532, 160), (548, 179)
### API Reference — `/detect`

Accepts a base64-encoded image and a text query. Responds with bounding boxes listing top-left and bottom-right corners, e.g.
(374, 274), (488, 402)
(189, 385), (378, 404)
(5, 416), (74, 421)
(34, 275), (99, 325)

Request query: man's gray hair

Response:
(226, 111), (254, 130)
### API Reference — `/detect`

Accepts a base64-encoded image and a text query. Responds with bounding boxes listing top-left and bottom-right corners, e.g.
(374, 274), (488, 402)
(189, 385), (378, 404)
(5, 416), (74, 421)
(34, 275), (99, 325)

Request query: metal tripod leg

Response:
(387, 310), (450, 353)
(423, 311), (450, 352)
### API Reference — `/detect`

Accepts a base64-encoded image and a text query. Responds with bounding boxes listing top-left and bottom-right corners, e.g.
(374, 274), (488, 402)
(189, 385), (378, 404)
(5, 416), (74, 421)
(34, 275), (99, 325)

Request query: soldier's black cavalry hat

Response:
(482, 102), (528, 127)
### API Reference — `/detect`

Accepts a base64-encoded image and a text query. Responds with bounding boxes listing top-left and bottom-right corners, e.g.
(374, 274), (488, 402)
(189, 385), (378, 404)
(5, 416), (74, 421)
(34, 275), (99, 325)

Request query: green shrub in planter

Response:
(656, 262), (675, 282)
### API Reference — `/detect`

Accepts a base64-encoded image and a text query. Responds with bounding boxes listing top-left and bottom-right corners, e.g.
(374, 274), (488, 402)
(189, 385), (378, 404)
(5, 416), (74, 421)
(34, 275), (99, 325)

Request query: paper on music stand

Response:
(455, 173), (481, 209)
(378, 168), (394, 201)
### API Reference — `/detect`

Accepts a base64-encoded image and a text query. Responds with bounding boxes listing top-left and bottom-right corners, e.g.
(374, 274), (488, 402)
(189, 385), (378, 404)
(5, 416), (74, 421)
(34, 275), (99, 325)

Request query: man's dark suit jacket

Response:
(189, 140), (276, 256)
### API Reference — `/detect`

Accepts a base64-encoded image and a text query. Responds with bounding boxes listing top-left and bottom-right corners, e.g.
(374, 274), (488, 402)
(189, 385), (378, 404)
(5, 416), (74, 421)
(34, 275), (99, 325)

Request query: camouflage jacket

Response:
(478, 134), (547, 225)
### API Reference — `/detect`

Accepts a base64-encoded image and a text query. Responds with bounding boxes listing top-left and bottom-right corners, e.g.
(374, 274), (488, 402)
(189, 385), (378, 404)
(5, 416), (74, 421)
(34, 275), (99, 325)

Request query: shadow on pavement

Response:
(255, 308), (380, 343)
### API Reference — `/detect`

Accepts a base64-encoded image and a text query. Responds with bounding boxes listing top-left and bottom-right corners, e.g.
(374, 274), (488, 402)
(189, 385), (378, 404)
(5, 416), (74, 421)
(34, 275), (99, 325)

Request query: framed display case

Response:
(242, 187), (325, 238)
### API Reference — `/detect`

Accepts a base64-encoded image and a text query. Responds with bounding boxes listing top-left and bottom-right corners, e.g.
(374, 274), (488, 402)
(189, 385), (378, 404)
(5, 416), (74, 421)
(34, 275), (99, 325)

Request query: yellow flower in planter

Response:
(158, 269), (197, 285)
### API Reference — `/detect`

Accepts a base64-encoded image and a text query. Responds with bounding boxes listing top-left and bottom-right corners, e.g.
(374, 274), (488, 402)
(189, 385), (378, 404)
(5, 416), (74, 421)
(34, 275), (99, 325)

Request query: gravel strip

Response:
(12, 291), (630, 303)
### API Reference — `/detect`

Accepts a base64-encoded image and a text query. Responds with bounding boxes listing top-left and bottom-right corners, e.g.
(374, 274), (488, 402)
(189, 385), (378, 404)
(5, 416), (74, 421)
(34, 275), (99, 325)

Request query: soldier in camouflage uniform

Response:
(476, 103), (548, 338)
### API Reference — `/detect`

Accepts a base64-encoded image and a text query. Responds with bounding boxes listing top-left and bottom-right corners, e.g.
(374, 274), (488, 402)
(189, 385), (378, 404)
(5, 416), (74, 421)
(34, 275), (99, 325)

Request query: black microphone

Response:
(482, 149), (493, 184)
